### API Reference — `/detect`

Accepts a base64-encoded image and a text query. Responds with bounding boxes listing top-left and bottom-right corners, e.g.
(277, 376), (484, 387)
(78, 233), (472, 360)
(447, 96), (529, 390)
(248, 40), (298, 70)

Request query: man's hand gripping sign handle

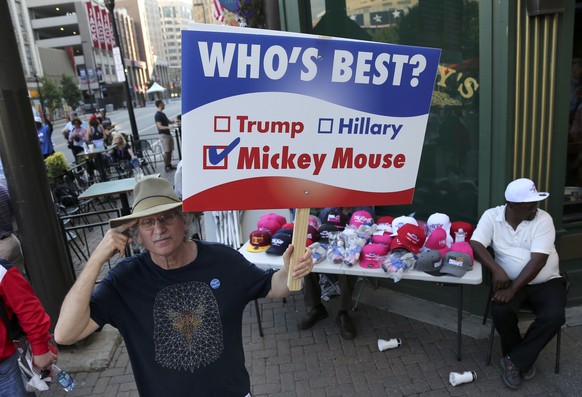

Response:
(288, 208), (310, 291)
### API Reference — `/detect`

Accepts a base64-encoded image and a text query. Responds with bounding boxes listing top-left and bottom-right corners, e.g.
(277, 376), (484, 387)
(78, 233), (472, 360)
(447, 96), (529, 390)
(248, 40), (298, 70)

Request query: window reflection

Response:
(565, 3), (582, 222)
(310, 0), (480, 222)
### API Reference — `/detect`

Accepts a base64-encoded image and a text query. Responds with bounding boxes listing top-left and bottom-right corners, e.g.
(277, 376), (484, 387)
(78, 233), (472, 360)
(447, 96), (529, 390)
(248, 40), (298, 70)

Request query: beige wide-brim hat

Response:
(109, 177), (182, 229)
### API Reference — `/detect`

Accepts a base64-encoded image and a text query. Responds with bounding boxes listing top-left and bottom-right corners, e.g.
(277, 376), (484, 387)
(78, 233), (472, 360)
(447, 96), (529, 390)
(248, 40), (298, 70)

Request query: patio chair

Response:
(136, 139), (162, 173)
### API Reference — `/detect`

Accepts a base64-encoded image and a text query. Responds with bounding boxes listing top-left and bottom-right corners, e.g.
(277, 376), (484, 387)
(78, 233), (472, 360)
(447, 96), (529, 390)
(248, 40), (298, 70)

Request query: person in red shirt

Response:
(0, 260), (56, 396)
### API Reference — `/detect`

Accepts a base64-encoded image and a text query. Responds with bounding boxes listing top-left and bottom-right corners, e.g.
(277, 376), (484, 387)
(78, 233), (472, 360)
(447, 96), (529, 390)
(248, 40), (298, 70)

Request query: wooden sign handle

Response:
(287, 208), (310, 291)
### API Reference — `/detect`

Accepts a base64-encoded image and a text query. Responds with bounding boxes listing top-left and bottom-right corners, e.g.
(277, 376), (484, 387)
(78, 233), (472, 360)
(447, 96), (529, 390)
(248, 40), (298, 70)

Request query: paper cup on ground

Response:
(377, 338), (402, 351)
(449, 371), (477, 386)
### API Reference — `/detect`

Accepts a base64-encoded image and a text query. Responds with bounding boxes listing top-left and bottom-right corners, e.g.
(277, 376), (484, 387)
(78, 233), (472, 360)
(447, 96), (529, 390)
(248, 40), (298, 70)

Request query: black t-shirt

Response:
(90, 241), (274, 397)
(91, 125), (103, 140)
(155, 111), (170, 135)
(101, 116), (112, 129)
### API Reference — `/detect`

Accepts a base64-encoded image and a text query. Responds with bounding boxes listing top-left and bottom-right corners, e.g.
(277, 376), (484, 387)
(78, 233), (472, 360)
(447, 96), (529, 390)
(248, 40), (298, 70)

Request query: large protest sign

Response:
(181, 25), (441, 212)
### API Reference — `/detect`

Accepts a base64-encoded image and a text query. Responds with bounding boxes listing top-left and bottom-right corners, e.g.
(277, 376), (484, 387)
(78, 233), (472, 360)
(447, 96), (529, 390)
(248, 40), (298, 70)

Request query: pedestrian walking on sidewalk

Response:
(154, 100), (177, 173)
(54, 177), (314, 397)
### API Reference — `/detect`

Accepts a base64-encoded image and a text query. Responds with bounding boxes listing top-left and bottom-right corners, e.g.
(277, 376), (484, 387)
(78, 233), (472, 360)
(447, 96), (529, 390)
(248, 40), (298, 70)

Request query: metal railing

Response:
(58, 208), (127, 281)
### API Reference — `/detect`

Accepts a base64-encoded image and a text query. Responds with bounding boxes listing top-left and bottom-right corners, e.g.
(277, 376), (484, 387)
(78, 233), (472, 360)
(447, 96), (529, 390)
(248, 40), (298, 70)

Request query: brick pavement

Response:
(43, 163), (582, 396)
(42, 288), (582, 397)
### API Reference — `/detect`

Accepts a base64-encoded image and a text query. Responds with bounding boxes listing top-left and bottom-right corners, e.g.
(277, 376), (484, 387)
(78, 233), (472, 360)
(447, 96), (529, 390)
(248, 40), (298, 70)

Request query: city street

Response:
(52, 100), (182, 164)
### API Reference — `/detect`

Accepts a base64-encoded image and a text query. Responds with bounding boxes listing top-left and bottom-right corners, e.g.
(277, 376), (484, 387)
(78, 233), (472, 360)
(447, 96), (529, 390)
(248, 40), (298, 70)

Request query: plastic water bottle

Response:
(82, 141), (88, 154)
(52, 364), (76, 392)
(133, 168), (144, 181)
(455, 228), (466, 243)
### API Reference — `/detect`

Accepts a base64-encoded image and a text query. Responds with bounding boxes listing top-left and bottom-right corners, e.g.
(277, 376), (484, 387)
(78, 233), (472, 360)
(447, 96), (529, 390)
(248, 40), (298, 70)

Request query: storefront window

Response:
(310, 0), (480, 222)
(564, 3), (582, 223)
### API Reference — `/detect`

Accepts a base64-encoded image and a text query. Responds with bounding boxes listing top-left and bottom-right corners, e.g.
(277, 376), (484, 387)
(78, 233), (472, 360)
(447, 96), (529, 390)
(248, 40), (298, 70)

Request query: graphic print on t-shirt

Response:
(153, 281), (224, 371)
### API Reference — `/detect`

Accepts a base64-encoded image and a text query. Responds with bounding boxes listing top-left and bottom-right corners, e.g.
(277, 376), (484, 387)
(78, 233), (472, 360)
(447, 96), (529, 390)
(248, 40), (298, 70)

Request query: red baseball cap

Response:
(450, 221), (475, 241)
(246, 229), (271, 253)
(390, 223), (426, 253)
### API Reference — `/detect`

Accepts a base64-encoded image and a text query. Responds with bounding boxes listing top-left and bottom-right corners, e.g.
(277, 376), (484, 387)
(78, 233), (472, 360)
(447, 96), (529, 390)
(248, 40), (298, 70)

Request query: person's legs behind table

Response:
(159, 134), (175, 172)
(297, 273), (328, 330)
(493, 277), (566, 388)
(297, 273), (357, 340)
(335, 274), (357, 340)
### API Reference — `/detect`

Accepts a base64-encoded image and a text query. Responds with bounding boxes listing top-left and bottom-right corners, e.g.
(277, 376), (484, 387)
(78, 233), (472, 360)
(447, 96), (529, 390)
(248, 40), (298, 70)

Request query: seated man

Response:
(470, 178), (567, 389)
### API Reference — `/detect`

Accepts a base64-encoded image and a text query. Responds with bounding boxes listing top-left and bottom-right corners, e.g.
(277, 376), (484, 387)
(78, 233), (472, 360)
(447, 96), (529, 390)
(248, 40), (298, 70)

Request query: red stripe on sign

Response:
(182, 177), (415, 212)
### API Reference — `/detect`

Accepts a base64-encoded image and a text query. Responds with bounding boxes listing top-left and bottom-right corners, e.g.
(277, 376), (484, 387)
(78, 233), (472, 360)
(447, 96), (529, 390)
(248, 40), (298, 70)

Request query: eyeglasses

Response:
(138, 211), (180, 231)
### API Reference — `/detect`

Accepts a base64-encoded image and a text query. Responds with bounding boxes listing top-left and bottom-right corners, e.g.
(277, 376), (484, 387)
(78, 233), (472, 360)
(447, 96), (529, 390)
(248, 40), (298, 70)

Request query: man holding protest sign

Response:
(54, 178), (315, 396)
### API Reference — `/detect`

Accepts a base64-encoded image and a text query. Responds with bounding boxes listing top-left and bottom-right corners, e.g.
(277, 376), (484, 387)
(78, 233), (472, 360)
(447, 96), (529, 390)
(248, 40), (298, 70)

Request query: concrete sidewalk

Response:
(43, 282), (582, 397)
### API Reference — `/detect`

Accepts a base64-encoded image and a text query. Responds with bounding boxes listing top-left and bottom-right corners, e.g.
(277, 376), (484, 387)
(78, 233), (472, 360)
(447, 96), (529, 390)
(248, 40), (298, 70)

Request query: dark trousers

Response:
(492, 277), (567, 371)
(303, 273), (356, 312)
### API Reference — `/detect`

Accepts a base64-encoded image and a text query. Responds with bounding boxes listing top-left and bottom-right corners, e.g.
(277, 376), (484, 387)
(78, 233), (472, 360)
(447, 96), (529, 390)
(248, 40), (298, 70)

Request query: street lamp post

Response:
(104, 0), (141, 156)
(83, 41), (104, 108)
(84, 64), (94, 111)
(34, 73), (45, 120)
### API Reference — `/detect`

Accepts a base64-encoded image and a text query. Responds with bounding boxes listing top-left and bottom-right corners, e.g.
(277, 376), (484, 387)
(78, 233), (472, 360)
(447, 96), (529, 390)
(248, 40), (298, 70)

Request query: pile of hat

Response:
(246, 212), (325, 257)
(415, 212), (475, 277)
(246, 213), (289, 254)
(320, 209), (375, 266)
(245, 209), (476, 279)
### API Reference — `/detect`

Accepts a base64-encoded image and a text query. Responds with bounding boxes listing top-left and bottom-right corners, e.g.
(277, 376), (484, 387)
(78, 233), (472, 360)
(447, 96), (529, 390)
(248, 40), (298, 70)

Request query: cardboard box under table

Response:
(239, 242), (482, 361)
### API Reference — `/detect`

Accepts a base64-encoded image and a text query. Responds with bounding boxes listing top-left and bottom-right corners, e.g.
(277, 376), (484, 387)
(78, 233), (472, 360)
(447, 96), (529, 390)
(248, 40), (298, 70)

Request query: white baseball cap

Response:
(426, 212), (451, 234)
(505, 178), (549, 203)
(390, 215), (417, 236)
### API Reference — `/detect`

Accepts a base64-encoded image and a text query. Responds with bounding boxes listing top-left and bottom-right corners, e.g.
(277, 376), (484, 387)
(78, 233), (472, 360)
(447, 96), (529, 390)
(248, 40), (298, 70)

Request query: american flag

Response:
(212, 0), (225, 22)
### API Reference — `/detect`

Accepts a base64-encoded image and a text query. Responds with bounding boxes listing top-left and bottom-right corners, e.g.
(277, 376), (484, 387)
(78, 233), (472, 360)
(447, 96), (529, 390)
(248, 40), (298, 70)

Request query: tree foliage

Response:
(368, 27), (399, 45)
(237, 0), (266, 28)
(61, 74), (82, 108)
(40, 76), (63, 116)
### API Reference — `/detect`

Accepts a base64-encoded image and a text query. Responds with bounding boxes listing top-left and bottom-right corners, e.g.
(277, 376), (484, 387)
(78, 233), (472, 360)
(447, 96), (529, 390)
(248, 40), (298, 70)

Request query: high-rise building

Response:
(15, 0), (148, 113)
(159, 0), (193, 96)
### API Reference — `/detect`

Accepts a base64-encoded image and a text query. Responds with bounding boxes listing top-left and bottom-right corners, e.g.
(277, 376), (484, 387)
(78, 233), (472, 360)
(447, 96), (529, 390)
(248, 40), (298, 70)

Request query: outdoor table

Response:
(75, 147), (113, 181)
(239, 241), (482, 361)
(75, 146), (112, 160)
(78, 174), (160, 216)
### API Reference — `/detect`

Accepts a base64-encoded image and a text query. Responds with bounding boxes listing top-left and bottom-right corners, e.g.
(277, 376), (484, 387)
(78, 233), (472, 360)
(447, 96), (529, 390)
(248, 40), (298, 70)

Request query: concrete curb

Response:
(56, 325), (121, 372)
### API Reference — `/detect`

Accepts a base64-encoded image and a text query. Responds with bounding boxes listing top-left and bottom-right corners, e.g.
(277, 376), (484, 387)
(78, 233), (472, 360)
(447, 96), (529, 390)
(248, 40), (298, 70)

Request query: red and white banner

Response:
(95, 5), (106, 50)
(86, 2), (99, 49)
(101, 8), (113, 51)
